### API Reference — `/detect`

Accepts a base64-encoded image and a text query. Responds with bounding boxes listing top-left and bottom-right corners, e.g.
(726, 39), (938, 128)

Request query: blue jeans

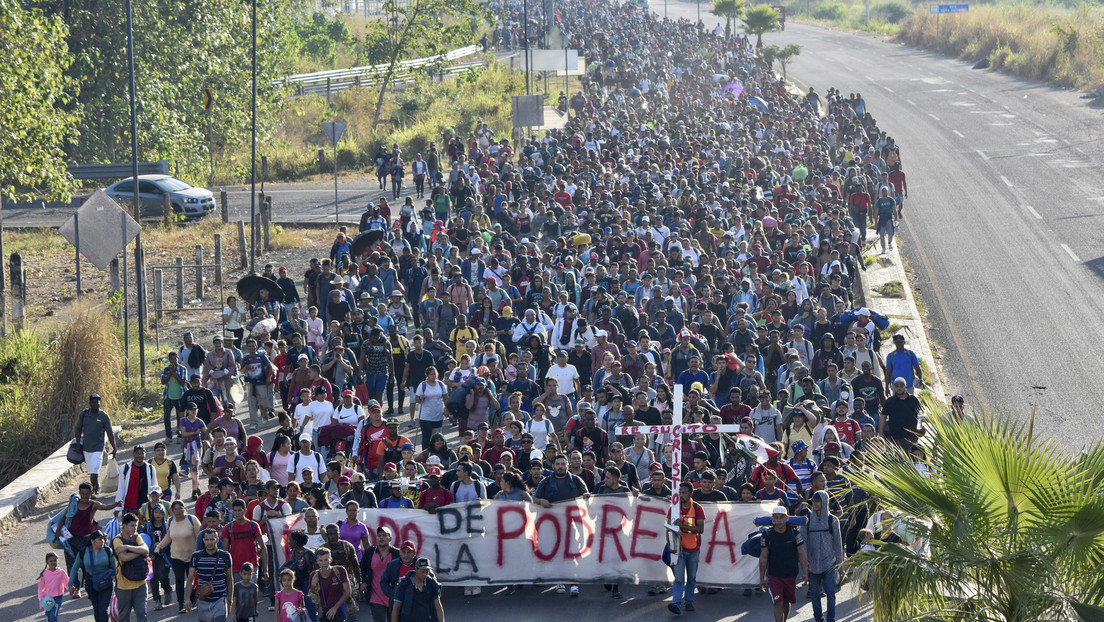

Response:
(809, 569), (837, 622)
(89, 585), (113, 622)
(44, 596), (62, 622)
(671, 550), (699, 607)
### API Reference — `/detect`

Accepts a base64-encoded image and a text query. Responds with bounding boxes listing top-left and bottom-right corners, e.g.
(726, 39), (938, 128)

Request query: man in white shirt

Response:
(287, 434), (324, 484)
(545, 350), (581, 401)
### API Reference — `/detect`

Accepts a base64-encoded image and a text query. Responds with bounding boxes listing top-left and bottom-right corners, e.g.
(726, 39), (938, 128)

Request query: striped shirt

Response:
(190, 548), (232, 601)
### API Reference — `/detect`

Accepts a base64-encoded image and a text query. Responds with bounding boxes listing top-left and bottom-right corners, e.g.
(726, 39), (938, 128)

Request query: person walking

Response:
(112, 512), (150, 622)
(73, 394), (118, 495)
(37, 552), (68, 622)
(667, 482), (705, 615)
(805, 490), (844, 622)
(68, 530), (114, 622)
(310, 547), (352, 622)
(153, 500), (202, 614)
(185, 528), (234, 621)
(389, 557), (444, 622)
(759, 506), (810, 622)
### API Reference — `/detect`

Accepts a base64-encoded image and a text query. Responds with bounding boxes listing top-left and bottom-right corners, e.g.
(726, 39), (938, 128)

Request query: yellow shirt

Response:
(112, 536), (149, 591)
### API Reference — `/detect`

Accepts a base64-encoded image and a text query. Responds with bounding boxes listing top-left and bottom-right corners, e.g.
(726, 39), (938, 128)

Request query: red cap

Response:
(383, 462), (397, 470)
(341, 389), (353, 397)
(427, 466), (443, 477)
(400, 540), (417, 551)
(492, 428), (505, 437)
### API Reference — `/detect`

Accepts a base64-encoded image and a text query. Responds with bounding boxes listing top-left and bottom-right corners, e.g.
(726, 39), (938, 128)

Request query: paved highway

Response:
(762, 22), (1104, 447)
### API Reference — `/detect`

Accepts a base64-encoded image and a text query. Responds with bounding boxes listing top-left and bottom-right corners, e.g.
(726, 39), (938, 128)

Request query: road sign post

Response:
(930, 4), (968, 39)
(322, 121), (348, 224)
(204, 87), (215, 188)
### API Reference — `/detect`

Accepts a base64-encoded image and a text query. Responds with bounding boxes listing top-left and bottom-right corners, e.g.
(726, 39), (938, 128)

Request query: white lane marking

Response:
(906, 99), (916, 106)
(1024, 204), (1042, 220)
(1000, 175), (1013, 187)
(844, 66), (854, 71)
(1061, 244), (1081, 263)
(866, 76), (875, 81)
(952, 130), (964, 138)
(976, 150), (989, 160)
(883, 86), (894, 93)
(929, 113), (940, 121)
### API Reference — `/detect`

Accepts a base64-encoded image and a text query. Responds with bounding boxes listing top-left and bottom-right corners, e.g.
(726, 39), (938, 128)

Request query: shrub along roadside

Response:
(256, 59), (525, 184)
(789, 0), (1104, 90)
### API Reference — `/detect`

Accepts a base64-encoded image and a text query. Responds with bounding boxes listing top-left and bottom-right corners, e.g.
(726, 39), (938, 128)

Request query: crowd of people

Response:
(46, 0), (952, 620)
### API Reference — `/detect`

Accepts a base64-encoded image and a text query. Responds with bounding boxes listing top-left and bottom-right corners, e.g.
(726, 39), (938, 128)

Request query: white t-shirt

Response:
(298, 400), (334, 434)
(525, 418), (556, 450)
(287, 450), (323, 484)
(415, 380), (448, 422)
(545, 364), (580, 396)
(332, 403), (363, 426)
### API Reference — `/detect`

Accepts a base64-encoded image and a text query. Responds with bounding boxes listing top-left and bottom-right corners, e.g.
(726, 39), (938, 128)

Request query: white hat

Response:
(530, 450), (544, 461)
(771, 506), (789, 516)
(427, 455), (442, 466)
(149, 486), (163, 494)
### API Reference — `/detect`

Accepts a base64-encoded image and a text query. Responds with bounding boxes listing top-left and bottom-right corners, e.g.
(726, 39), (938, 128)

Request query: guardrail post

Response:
(110, 257), (121, 293)
(175, 257), (184, 309)
(237, 221), (247, 268)
(214, 234), (223, 286)
(261, 196), (272, 251)
(162, 193), (172, 227)
(319, 148), (326, 174)
(220, 190), (228, 223)
(326, 77), (332, 103)
(355, 75), (361, 89)
(154, 269), (164, 324)
(10, 253), (24, 333)
(195, 245), (204, 300)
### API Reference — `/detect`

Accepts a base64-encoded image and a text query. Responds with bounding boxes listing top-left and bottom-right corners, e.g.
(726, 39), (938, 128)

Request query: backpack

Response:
(84, 545), (116, 592)
(741, 526), (770, 558)
(117, 536), (150, 582)
(446, 375), (481, 419)
(378, 437), (405, 467)
(46, 493), (79, 550)
(449, 478), (486, 499)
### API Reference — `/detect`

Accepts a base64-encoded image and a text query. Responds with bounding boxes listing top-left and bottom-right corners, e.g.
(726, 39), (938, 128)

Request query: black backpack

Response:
(117, 536), (149, 582)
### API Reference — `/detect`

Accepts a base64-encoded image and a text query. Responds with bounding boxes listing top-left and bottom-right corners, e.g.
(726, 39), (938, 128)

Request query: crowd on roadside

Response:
(43, 0), (961, 621)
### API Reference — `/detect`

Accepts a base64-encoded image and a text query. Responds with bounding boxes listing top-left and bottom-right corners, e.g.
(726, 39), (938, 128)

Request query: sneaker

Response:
(570, 585), (579, 598)
(163, 594), (171, 608)
(269, 605), (276, 611)
(556, 585), (566, 594)
(464, 587), (472, 596)
(667, 603), (682, 615)
(471, 587), (481, 596)
(684, 602), (695, 612)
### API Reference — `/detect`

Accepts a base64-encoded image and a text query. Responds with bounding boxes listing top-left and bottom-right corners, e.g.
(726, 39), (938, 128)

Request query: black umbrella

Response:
(350, 230), (386, 259)
(236, 273), (285, 304)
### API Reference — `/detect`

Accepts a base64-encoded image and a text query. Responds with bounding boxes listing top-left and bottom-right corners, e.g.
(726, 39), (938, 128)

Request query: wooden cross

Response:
(616, 385), (745, 522)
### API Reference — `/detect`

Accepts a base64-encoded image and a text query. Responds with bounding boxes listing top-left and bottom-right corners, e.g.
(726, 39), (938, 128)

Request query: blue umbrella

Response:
(748, 96), (768, 111)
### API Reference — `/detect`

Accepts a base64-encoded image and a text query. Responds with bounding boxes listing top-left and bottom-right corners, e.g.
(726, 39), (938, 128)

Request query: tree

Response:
(741, 5), (780, 49)
(50, 0), (297, 183)
(371, 0), (484, 128)
(0, 0), (77, 202)
(775, 43), (801, 81)
(710, 0), (743, 40)
(845, 414), (1104, 622)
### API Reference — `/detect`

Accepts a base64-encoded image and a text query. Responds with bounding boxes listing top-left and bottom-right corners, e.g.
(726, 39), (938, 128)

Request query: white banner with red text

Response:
(268, 498), (776, 587)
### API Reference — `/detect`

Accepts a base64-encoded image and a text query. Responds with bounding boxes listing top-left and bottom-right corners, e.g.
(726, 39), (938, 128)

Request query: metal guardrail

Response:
(67, 160), (170, 180)
(276, 44), (482, 97)
(289, 62), (485, 97)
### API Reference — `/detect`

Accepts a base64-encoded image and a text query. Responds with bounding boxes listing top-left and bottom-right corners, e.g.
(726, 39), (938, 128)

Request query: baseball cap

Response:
(427, 466), (443, 477)
(530, 450), (544, 461)
(791, 440), (809, 453)
(297, 353), (309, 361)
(385, 418), (400, 426)
(771, 506), (789, 516)
(426, 455), (442, 465)
(350, 472), (366, 483)
(337, 476), (351, 485)
(401, 540), (417, 551)
(342, 389), (354, 397)
(223, 437), (237, 446)
(492, 428), (505, 437)
(383, 462), (398, 471)
(299, 433), (312, 443)
(415, 557), (432, 570)
(400, 443), (415, 451)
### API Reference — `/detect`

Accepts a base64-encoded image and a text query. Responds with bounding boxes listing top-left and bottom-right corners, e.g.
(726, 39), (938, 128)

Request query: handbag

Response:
(196, 582), (214, 601)
(67, 440), (85, 465)
(85, 547), (114, 592)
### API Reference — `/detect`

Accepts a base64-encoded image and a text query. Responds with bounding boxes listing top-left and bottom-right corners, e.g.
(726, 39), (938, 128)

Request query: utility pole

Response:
(125, 0), (146, 385)
(249, 0), (258, 273)
(523, 0), (531, 95)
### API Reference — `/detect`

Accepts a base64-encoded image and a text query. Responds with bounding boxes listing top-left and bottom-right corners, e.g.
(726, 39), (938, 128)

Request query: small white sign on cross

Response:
(616, 385), (745, 523)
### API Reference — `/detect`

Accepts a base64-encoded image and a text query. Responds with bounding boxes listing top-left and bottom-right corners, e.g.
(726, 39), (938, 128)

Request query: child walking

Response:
(37, 552), (68, 622)
(275, 568), (307, 622)
(233, 562), (260, 622)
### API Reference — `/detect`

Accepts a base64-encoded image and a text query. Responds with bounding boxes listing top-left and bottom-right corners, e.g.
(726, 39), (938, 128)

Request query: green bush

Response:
(872, 1), (910, 24)
(813, 3), (848, 21)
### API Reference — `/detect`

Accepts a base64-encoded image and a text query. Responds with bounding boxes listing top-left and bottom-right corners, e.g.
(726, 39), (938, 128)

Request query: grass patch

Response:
(876, 280), (906, 298)
(917, 388), (944, 415)
(881, 323), (902, 340)
(863, 254), (878, 268)
(0, 305), (144, 488)
(257, 59), (525, 184)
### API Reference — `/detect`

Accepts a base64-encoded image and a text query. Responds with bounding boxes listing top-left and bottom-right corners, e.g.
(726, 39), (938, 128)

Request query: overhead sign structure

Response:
(528, 48), (579, 72)
(930, 3), (968, 12)
(322, 121), (348, 223)
(58, 190), (142, 271)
